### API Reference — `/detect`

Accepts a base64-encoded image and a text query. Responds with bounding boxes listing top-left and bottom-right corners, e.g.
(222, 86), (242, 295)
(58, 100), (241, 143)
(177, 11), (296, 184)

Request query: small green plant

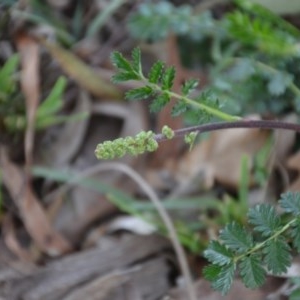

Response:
(93, 0), (300, 296)
(128, 0), (300, 116)
(203, 192), (300, 295)
(94, 46), (300, 295)
(0, 55), (86, 134)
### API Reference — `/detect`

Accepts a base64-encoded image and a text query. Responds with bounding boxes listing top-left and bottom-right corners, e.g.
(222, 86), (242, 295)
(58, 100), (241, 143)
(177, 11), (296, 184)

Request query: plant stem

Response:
(234, 218), (297, 263)
(167, 90), (240, 121)
(139, 75), (240, 122)
(154, 119), (300, 141)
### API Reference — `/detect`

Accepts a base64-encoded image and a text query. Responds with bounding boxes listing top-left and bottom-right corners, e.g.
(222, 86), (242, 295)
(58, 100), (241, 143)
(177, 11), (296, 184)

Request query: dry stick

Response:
(44, 162), (197, 300)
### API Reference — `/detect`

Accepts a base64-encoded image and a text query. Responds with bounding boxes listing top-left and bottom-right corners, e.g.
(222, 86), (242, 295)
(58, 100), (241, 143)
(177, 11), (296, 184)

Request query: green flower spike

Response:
(95, 130), (158, 160)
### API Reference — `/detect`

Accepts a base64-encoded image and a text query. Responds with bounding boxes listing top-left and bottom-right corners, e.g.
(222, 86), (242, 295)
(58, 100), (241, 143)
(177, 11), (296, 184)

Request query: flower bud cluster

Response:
(95, 130), (158, 159)
(161, 125), (174, 139)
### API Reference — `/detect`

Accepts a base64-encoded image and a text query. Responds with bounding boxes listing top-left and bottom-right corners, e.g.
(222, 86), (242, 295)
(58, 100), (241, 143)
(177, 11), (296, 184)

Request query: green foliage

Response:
(239, 254), (266, 289)
(219, 222), (253, 253)
(148, 61), (164, 84)
(0, 57), (86, 133)
(279, 192), (300, 215)
(93, 1), (300, 296)
(128, 1), (215, 42)
(248, 204), (281, 237)
(128, 0), (300, 116)
(204, 192), (300, 295)
(110, 48), (239, 122)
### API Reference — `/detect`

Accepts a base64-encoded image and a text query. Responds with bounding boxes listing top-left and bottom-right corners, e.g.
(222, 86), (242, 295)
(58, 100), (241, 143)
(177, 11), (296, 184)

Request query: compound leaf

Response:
(148, 61), (164, 84)
(219, 222), (253, 253)
(279, 192), (300, 216)
(248, 204), (281, 236)
(204, 240), (234, 266)
(162, 66), (175, 90)
(239, 255), (266, 289)
(263, 237), (291, 275)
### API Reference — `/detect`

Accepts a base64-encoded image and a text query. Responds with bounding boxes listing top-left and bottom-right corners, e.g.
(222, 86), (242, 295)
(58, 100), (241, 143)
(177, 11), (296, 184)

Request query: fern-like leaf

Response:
(279, 192), (300, 216)
(148, 61), (164, 84)
(263, 237), (291, 275)
(239, 255), (266, 289)
(248, 204), (281, 236)
(219, 222), (253, 253)
(204, 241), (234, 266)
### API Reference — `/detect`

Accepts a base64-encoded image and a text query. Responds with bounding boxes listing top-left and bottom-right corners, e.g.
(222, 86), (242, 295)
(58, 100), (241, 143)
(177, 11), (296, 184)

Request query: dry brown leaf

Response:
(0, 148), (72, 256)
(40, 39), (122, 99)
(176, 126), (270, 189)
(16, 33), (40, 171)
(2, 215), (33, 262)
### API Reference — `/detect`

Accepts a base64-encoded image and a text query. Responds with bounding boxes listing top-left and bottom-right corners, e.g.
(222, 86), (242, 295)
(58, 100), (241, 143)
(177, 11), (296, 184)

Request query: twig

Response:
(43, 162), (197, 300)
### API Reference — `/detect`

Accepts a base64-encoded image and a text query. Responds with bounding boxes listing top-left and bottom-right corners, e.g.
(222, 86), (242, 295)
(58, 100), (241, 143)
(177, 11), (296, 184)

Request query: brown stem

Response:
(154, 120), (300, 142)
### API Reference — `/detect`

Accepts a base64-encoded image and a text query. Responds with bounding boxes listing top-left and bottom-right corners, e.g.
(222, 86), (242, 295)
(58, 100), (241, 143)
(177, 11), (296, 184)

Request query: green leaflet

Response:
(204, 241), (233, 266)
(181, 78), (198, 96)
(111, 51), (133, 72)
(248, 204), (281, 236)
(211, 263), (236, 296)
(148, 61), (164, 84)
(239, 255), (266, 289)
(263, 237), (292, 275)
(291, 221), (300, 252)
(131, 48), (142, 74)
(125, 86), (154, 101)
(279, 192), (300, 216)
(219, 222), (253, 253)
(161, 66), (176, 90)
(150, 93), (170, 113)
